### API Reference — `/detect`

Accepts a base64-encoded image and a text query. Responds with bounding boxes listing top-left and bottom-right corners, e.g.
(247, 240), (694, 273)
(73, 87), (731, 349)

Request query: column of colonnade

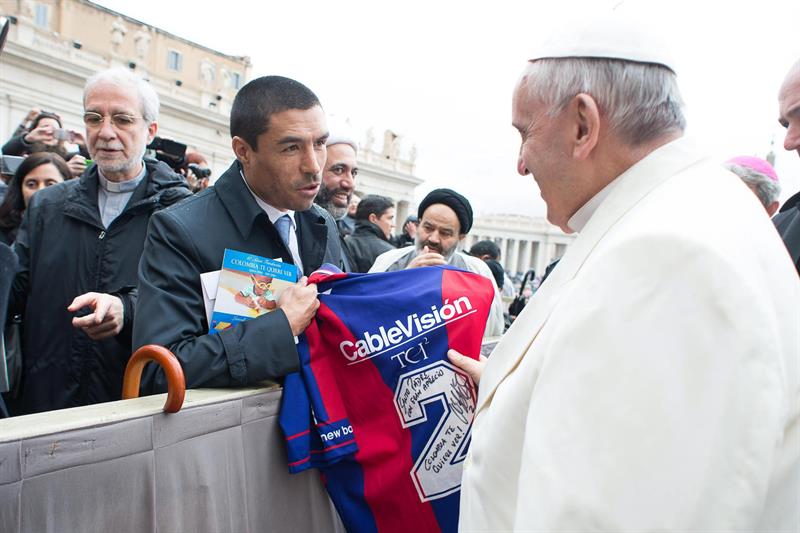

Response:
(464, 233), (575, 278)
(509, 239), (520, 278)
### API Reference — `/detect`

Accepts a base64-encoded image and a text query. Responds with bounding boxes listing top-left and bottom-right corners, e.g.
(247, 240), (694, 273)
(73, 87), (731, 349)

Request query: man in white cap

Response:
(314, 126), (359, 270)
(314, 127), (359, 227)
(449, 13), (799, 531)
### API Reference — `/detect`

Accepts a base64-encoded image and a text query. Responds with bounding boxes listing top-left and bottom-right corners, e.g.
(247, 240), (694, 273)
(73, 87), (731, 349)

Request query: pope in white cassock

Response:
(448, 14), (800, 532)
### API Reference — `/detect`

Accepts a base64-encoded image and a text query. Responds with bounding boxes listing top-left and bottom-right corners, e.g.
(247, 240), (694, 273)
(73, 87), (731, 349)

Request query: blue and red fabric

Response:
(280, 265), (494, 533)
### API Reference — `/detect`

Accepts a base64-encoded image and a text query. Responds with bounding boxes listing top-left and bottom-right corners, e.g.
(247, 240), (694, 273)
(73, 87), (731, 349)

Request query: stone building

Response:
(463, 213), (575, 278)
(0, 0), (250, 177)
(354, 128), (422, 229)
(0, 0), (423, 216)
(0, 0), (567, 263)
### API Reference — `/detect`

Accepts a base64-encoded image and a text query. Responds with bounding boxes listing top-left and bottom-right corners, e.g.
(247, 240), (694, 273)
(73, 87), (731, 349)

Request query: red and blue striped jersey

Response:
(279, 265), (494, 533)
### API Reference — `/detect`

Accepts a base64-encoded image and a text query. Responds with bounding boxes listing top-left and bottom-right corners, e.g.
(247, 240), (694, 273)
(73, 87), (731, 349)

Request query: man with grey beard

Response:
(8, 67), (190, 414)
(369, 188), (504, 337)
(314, 132), (359, 270)
(315, 133), (358, 226)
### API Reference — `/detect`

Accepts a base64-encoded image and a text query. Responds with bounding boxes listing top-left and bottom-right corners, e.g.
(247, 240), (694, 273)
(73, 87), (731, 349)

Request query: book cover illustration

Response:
(209, 249), (299, 333)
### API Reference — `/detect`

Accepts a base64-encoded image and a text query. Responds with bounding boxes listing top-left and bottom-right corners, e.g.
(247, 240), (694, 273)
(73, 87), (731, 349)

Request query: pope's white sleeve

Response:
(511, 235), (786, 531)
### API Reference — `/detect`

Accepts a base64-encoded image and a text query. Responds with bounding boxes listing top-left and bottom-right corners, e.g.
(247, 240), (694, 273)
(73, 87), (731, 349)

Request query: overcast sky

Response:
(97, 0), (800, 218)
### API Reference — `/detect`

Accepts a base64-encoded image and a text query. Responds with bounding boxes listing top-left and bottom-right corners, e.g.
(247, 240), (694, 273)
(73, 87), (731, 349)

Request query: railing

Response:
(0, 352), (344, 533)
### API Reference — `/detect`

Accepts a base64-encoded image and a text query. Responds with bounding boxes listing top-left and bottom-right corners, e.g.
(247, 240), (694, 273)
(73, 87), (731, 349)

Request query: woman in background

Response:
(0, 152), (71, 245)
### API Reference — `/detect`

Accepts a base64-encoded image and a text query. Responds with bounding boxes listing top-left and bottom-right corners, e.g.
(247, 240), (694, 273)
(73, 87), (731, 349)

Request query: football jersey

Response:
(279, 265), (495, 533)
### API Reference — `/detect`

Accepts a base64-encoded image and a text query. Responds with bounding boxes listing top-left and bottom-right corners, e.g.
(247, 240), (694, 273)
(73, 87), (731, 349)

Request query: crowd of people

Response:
(0, 11), (798, 531)
(0, 70), (512, 414)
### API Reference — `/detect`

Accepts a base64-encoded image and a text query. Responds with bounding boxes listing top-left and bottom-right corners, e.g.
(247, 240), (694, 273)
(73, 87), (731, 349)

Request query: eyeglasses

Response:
(82, 112), (142, 129)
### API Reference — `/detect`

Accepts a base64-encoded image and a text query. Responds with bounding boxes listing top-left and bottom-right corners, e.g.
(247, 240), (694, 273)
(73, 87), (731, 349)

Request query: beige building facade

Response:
(0, 0), (424, 212)
(464, 214), (575, 278)
(353, 128), (422, 228)
(0, 0), (250, 177)
(1, 0), (567, 264)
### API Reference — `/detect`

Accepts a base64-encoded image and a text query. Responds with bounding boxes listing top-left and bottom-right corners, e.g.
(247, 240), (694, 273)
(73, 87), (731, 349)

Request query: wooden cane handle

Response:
(122, 344), (185, 413)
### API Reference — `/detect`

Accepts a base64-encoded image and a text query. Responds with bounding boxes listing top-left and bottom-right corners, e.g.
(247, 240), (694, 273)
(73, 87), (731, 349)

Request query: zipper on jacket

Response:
(98, 230), (106, 240)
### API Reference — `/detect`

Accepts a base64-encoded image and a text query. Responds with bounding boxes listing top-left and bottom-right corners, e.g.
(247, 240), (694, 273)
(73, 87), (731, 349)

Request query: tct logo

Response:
(339, 297), (476, 365)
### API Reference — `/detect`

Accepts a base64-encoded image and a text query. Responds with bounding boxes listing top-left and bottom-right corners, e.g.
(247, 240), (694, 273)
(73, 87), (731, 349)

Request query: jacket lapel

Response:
(296, 206), (329, 276)
(475, 137), (709, 415)
(215, 161), (268, 242)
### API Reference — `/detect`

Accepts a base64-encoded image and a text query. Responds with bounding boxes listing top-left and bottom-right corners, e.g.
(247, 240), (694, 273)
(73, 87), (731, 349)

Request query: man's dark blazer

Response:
(133, 161), (345, 394)
(774, 190), (800, 275)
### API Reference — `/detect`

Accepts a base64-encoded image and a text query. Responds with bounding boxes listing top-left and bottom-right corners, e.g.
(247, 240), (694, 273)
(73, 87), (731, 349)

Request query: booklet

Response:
(209, 249), (299, 334)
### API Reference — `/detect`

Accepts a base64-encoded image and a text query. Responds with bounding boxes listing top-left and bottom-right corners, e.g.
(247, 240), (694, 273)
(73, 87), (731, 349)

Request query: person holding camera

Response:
(181, 150), (212, 193)
(7, 67), (190, 415)
(2, 111), (90, 178)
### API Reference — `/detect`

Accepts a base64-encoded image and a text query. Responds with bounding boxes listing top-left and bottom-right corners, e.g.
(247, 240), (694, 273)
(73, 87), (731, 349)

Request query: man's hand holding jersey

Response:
(278, 276), (320, 336)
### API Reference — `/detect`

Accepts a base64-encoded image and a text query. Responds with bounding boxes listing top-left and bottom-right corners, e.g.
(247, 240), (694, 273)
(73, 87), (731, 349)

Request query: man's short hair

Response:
(469, 240), (502, 260)
(355, 194), (394, 221)
(84, 67), (160, 124)
(524, 58), (685, 146)
(725, 162), (782, 209)
(230, 76), (320, 149)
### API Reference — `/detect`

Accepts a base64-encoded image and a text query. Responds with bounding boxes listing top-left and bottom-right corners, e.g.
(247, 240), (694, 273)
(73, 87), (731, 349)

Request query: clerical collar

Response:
(97, 163), (146, 193)
(567, 178), (620, 233)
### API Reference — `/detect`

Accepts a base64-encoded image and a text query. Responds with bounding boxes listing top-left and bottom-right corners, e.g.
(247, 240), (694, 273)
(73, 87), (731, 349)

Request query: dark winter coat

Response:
(9, 159), (191, 414)
(344, 220), (396, 273)
(133, 160), (346, 395)
(774, 190), (800, 275)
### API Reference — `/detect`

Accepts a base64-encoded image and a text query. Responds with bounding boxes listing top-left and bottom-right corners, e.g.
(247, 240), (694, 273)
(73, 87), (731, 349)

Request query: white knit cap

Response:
(326, 115), (359, 153)
(529, 12), (677, 73)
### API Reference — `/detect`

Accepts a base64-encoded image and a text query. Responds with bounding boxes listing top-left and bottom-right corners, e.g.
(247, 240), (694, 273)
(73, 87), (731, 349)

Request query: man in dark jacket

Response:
(133, 76), (345, 394)
(314, 129), (359, 270)
(9, 68), (190, 414)
(344, 194), (396, 272)
(389, 214), (418, 248)
(776, 59), (800, 275)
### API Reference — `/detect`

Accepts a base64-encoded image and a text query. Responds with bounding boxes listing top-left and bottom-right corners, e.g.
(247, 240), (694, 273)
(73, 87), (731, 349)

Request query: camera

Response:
(0, 155), (24, 177)
(187, 163), (211, 178)
(146, 136), (186, 170)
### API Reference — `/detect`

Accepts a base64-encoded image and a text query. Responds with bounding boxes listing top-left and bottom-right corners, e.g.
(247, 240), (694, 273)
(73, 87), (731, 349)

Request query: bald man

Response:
(775, 59), (800, 274)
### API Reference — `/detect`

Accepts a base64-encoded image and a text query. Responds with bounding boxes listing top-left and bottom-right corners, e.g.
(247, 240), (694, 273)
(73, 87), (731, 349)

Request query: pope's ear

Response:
(231, 136), (252, 164)
(571, 93), (600, 160)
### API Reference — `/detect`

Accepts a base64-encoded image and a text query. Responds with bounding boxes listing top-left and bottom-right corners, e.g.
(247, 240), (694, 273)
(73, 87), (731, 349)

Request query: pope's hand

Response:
(447, 349), (487, 386)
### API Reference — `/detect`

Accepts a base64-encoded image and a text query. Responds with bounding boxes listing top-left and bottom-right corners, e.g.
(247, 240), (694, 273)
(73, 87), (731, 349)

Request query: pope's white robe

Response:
(459, 138), (800, 532)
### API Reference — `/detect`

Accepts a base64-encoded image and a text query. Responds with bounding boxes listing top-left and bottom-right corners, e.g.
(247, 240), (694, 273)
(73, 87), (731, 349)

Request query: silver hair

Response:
(83, 67), (160, 123)
(724, 163), (781, 208)
(523, 58), (686, 146)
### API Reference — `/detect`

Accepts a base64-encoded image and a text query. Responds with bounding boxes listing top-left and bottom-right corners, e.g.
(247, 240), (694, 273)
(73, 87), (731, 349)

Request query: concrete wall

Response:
(0, 386), (345, 533)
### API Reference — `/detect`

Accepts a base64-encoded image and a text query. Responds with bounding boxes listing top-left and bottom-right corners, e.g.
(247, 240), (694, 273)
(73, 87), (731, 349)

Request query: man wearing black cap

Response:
(369, 188), (504, 337)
